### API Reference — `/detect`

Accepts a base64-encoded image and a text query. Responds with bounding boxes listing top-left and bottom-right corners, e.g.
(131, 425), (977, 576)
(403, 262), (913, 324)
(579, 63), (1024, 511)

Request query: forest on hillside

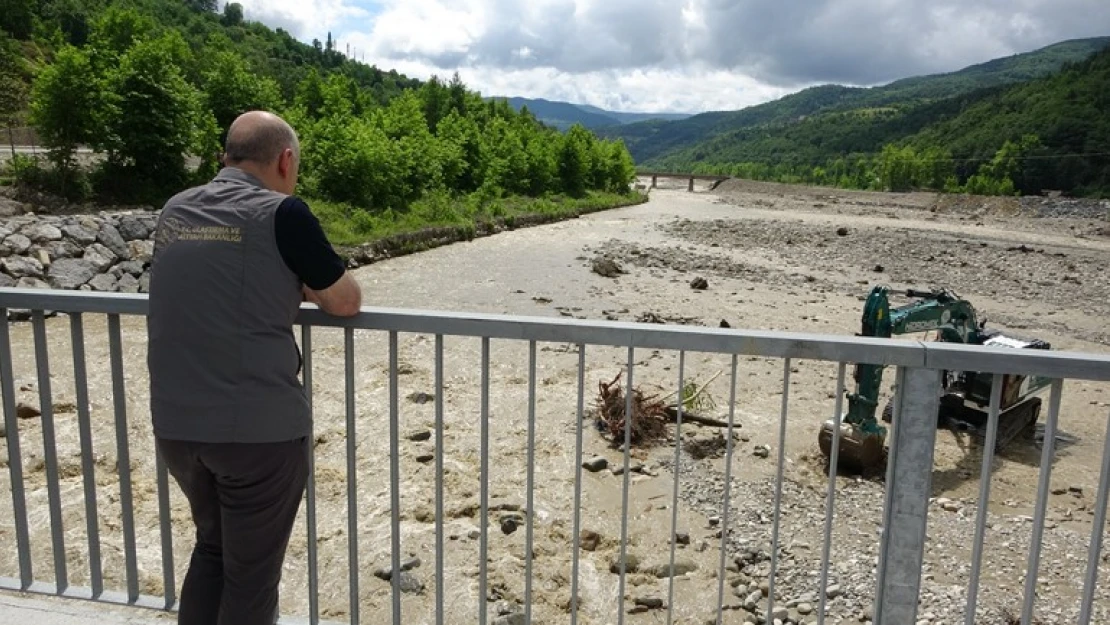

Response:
(611, 40), (1110, 198)
(0, 0), (639, 244)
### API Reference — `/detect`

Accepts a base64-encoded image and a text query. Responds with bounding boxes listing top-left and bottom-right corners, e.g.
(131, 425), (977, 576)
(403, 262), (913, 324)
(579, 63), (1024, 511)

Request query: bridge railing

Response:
(0, 287), (1109, 625)
(635, 171), (730, 192)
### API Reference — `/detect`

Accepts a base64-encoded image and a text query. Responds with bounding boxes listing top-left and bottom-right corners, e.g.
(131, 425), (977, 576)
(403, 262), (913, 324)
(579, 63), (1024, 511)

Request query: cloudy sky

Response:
(227, 0), (1110, 114)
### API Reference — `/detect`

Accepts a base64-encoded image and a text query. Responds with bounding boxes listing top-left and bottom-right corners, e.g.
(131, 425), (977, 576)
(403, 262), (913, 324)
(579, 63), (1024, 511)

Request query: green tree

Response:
(202, 49), (283, 141)
(993, 134), (1045, 194)
(300, 114), (404, 210)
(960, 136), (1045, 196)
(558, 124), (594, 197)
(192, 108), (222, 181)
(100, 33), (205, 192)
(479, 115), (528, 196)
(0, 32), (26, 155)
(418, 75), (451, 133)
(0, 0), (34, 39)
(916, 146), (955, 191)
(523, 133), (556, 195)
(377, 90), (443, 203)
(88, 6), (158, 61)
(29, 45), (102, 177)
(186, 0), (218, 12)
(448, 72), (469, 118)
(221, 3), (244, 27)
(600, 140), (636, 193)
(435, 110), (482, 192)
(40, 0), (96, 46)
(315, 72), (371, 118)
(294, 68), (327, 119)
(877, 144), (918, 191)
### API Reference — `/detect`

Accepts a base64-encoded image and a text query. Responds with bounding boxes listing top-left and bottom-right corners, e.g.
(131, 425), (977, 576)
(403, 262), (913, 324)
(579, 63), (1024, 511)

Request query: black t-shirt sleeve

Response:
(274, 196), (346, 291)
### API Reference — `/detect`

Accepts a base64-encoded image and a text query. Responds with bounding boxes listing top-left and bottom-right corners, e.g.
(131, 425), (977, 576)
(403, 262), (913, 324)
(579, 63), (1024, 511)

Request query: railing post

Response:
(651, 175), (657, 188)
(873, 366), (941, 624)
(688, 176), (694, 192)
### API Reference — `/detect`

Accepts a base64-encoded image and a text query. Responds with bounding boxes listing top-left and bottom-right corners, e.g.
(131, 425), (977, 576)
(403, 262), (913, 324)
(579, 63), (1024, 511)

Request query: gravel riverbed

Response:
(2, 178), (1109, 624)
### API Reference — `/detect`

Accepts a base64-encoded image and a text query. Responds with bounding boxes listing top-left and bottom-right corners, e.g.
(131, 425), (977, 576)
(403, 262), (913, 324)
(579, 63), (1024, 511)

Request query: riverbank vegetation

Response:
(0, 0), (641, 246)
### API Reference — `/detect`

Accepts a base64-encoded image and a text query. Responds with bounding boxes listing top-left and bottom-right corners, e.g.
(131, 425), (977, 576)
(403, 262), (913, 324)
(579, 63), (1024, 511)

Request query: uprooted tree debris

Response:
(593, 369), (730, 448)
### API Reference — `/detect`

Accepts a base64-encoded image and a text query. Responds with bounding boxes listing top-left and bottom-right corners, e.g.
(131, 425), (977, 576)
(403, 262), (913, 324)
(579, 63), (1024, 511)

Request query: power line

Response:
(702, 150), (1110, 167)
(900, 151), (1110, 163)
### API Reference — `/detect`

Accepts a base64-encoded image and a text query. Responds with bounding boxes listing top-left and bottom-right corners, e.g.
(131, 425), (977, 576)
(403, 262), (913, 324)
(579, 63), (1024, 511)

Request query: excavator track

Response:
(943, 396), (1042, 452)
(821, 395), (1041, 472)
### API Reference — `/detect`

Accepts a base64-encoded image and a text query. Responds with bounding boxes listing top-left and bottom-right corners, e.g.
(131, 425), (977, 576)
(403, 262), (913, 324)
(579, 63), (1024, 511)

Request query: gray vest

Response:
(147, 167), (310, 443)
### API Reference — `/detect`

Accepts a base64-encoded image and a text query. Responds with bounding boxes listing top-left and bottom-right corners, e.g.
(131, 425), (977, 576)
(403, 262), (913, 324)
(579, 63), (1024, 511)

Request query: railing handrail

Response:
(636, 171), (731, 181)
(1, 287), (1109, 381)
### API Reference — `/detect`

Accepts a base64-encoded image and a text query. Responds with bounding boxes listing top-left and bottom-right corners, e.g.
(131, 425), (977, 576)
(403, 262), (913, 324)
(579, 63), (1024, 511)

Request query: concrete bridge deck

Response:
(0, 590), (173, 624)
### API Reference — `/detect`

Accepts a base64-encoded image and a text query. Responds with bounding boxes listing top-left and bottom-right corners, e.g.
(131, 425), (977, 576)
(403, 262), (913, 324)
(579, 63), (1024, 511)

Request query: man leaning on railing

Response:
(146, 111), (363, 625)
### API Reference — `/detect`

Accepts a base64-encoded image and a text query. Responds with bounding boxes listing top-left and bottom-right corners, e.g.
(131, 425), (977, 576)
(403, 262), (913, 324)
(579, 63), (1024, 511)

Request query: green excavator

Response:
(818, 285), (1053, 472)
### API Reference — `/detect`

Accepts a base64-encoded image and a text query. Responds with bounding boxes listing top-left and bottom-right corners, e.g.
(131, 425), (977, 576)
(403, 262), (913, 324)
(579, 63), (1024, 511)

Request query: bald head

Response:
(223, 111), (299, 167)
(222, 111), (301, 195)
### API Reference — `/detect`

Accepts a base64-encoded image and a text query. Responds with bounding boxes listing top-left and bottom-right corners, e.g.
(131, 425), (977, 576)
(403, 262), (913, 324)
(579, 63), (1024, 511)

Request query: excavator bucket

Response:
(817, 418), (885, 473)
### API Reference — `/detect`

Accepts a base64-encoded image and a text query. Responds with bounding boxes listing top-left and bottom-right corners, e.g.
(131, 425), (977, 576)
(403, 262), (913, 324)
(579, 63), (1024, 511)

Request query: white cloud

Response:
(357, 0), (484, 62)
(232, 0), (1110, 113)
(226, 0), (371, 40)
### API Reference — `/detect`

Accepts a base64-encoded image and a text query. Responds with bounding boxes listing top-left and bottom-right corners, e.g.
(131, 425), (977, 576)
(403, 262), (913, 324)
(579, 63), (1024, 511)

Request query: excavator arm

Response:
(843, 286), (983, 430)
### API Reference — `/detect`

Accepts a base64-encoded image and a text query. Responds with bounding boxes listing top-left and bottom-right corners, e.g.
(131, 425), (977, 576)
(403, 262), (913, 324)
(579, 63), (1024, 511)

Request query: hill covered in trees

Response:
(0, 0), (640, 246)
(602, 37), (1110, 197)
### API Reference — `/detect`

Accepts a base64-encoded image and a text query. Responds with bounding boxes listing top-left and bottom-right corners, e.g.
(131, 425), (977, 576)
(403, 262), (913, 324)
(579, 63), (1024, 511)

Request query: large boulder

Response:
(2, 256), (45, 279)
(48, 258), (98, 289)
(110, 260), (146, 278)
(117, 273), (140, 293)
(21, 223), (62, 243)
(118, 215), (151, 241)
(44, 239), (84, 259)
(129, 240), (153, 263)
(61, 224), (98, 245)
(4, 233), (31, 254)
(97, 223), (130, 259)
(88, 273), (118, 292)
(83, 243), (117, 272)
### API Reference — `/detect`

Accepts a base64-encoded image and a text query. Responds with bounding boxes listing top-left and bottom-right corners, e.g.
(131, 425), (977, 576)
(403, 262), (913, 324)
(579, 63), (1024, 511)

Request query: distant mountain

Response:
(487, 96), (693, 131)
(849, 36), (1110, 107)
(600, 36), (1110, 166)
(575, 104), (693, 126)
(643, 41), (1110, 197)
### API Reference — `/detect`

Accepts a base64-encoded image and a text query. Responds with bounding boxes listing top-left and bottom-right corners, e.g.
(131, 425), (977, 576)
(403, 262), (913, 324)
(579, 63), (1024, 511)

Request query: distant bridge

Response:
(635, 170), (731, 192)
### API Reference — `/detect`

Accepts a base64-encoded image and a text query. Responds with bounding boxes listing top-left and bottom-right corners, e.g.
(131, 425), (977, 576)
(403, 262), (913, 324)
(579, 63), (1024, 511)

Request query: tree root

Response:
(594, 370), (726, 448)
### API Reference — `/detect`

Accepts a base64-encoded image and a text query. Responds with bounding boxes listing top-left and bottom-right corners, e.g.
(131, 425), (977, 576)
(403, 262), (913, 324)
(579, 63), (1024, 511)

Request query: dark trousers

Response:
(157, 436), (309, 625)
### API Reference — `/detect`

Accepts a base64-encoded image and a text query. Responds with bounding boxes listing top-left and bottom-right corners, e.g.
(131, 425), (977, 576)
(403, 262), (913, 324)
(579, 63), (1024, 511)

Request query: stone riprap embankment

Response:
(0, 209), (157, 312)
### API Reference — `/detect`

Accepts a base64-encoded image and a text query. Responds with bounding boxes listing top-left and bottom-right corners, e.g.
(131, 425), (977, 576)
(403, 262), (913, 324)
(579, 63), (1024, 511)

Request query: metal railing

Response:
(0, 287), (1109, 625)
